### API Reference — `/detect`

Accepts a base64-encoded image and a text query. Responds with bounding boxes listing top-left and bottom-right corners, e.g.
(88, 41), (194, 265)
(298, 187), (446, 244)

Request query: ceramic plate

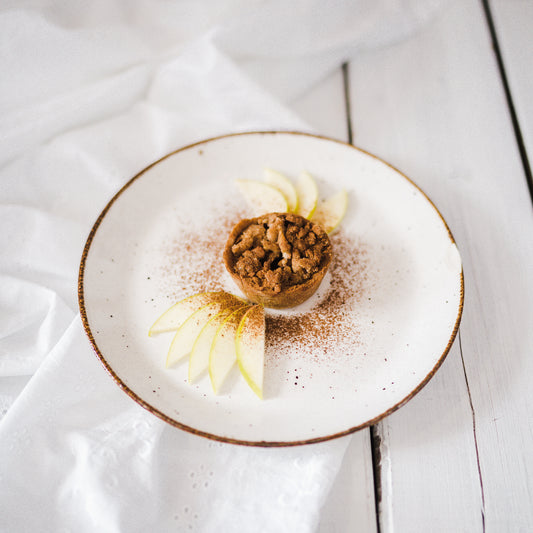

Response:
(79, 131), (463, 446)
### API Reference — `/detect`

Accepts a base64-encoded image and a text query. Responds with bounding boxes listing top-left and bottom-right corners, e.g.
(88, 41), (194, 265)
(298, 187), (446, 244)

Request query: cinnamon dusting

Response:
(158, 210), (369, 372)
(266, 232), (368, 362)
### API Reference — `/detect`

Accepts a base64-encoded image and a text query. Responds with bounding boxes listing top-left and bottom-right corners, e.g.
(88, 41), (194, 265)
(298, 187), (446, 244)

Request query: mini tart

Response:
(223, 212), (332, 309)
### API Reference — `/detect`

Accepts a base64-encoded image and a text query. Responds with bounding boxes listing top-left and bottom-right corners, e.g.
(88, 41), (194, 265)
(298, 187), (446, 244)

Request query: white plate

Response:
(79, 132), (463, 446)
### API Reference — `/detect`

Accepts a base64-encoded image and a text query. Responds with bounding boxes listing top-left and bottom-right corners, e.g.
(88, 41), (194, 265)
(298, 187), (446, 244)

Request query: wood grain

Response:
(347, 0), (533, 530)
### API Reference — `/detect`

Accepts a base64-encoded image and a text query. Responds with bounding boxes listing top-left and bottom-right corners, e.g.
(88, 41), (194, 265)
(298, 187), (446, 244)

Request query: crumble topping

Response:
(230, 213), (332, 293)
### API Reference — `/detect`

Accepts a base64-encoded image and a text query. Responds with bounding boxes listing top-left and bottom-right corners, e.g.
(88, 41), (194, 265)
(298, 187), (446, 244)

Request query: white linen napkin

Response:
(0, 2), (443, 531)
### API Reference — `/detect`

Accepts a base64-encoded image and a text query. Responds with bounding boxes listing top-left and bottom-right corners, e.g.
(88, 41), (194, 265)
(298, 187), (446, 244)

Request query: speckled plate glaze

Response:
(79, 131), (464, 447)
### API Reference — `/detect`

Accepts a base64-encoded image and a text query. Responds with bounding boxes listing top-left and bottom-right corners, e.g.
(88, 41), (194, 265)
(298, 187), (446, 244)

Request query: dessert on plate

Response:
(150, 170), (346, 398)
(223, 212), (332, 309)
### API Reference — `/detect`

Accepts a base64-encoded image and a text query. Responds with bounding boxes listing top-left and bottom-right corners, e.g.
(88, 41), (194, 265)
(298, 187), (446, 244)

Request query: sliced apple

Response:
(235, 179), (288, 215)
(295, 171), (319, 219)
(209, 305), (251, 394)
(263, 168), (298, 213)
(188, 305), (243, 383)
(149, 291), (243, 336)
(166, 301), (241, 368)
(235, 305), (265, 399)
(311, 190), (348, 233)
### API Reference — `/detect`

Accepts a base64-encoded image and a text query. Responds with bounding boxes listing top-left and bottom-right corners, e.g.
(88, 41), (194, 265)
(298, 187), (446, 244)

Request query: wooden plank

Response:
(348, 0), (533, 530)
(290, 68), (349, 142)
(290, 68), (377, 533)
(318, 432), (378, 533)
(490, 0), (533, 185)
(372, 345), (483, 532)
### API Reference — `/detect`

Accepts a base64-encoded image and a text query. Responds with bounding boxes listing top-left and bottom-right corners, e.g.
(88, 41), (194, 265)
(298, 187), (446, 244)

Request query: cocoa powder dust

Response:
(158, 208), (370, 368)
(265, 231), (369, 364)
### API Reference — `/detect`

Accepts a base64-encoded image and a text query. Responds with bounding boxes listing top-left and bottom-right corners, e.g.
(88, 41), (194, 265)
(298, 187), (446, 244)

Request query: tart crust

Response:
(223, 213), (332, 309)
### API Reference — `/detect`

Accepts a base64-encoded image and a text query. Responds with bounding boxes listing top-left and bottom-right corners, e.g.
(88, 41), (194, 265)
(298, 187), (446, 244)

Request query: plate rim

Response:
(78, 130), (465, 447)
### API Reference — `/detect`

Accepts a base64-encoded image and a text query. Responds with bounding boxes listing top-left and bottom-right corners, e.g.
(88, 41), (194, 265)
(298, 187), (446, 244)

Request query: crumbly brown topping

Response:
(229, 213), (332, 293)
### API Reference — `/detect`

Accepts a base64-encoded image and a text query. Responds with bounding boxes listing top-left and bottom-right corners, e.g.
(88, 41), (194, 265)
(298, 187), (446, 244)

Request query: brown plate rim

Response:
(78, 130), (465, 447)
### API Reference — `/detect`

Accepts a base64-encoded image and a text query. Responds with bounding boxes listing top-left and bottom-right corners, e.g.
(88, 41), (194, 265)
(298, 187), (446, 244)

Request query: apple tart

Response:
(223, 212), (332, 309)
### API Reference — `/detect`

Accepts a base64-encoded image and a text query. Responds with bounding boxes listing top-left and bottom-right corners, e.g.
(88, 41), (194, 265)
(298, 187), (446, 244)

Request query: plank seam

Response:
(481, 0), (533, 207)
(342, 63), (354, 144)
(369, 425), (383, 533)
(459, 330), (486, 531)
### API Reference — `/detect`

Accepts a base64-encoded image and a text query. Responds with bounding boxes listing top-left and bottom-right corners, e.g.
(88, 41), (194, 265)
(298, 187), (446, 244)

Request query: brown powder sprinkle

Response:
(265, 231), (369, 364)
(157, 206), (370, 369)
(157, 206), (247, 302)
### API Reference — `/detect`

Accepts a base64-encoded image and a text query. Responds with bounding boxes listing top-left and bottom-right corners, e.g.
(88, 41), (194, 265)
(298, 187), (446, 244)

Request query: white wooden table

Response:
(291, 2), (533, 531)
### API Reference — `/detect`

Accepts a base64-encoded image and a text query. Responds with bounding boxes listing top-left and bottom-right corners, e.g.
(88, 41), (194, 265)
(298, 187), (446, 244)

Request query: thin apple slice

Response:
(188, 305), (243, 383)
(311, 190), (348, 233)
(263, 168), (298, 213)
(166, 301), (239, 368)
(236, 305), (265, 399)
(235, 179), (288, 215)
(295, 171), (319, 219)
(149, 291), (243, 336)
(209, 305), (251, 394)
